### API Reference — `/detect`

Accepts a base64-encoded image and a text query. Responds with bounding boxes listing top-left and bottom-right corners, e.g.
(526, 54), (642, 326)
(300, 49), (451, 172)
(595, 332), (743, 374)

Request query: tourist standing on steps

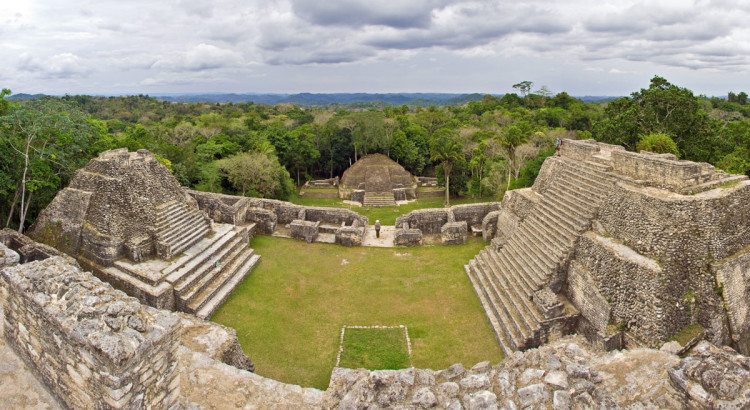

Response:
(375, 220), (381, 238)
(556, 137), (563, 156)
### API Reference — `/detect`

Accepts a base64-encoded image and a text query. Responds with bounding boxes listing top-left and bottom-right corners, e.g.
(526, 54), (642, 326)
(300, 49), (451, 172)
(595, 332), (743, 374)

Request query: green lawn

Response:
(289, 194), (499, 225)
(211, 235), (504, 389)
(338, 327), (411, 370)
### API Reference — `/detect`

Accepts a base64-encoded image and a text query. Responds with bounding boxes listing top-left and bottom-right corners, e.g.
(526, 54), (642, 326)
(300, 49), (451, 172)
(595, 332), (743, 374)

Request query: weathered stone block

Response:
(351, 189), (365, 204)
(246, 207), (277, 234)
(394, 228), (422, 247)
(392, 188), (407, 201)
(482, 211), (500, 242)
(441, 221), (467, 245)
(335, 226), (364, 247)
(290, 220), (319, 243)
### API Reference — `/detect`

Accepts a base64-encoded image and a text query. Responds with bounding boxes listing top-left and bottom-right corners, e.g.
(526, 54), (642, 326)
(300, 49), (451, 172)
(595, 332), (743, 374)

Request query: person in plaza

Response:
(375, 220), (381, 238)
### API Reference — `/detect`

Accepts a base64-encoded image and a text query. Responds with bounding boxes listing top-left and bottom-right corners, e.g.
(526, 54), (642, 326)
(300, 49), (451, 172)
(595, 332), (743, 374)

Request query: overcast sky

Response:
(2, 0), (749, 97)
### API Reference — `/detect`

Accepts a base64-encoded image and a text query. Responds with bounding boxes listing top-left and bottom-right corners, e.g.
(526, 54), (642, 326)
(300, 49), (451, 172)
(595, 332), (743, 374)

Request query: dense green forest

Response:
(1, 77), (749, 234)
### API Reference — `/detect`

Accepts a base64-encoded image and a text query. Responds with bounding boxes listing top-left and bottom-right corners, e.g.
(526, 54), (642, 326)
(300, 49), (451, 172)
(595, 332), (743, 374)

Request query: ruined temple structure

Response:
(339, 153), (419, 206)
(28, 148), (260, 319)
(470, 139), (750, 356)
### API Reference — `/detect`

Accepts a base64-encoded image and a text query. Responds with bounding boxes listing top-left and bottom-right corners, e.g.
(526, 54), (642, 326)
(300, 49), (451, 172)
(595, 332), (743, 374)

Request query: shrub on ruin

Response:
(636, 133), (680, 157)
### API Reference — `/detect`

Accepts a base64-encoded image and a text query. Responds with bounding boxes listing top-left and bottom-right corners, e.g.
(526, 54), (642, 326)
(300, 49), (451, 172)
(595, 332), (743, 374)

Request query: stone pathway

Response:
(362, 225), (395, 247)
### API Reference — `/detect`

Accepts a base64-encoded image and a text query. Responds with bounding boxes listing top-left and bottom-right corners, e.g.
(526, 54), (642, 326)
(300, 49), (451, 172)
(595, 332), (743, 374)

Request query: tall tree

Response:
(217, 151), (293, 198)
(0, 97), (102, 233)
(513, 81), (533, 98)
(593, 76), (717, 162)
(430, 128), (464, 206)
(497, 122), (531, 190)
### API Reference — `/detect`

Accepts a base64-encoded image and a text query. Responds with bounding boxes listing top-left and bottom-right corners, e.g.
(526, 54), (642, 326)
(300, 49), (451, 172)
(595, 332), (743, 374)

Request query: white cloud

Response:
(18, 52), (92, 78)
(151, 44), (245, 72)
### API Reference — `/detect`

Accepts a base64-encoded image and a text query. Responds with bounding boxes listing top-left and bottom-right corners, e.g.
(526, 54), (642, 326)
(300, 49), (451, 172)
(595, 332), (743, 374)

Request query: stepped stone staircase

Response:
(154, 200), (211, 260)
(107, 223), (260, 319)
(465, 158), (616, 354)
(363, 192), (397, 207)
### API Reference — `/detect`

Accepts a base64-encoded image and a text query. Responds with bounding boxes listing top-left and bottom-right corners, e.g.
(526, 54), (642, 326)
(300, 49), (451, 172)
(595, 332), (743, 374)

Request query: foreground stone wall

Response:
(1, 257), (182, 409)
(321, 335), (690, 409)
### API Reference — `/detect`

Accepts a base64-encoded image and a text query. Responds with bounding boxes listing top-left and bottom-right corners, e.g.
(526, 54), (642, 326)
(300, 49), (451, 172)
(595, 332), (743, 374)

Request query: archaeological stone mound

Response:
(340, 153), (418, 206)
(468, 139), (750, 356)
(29, 148), (260, 318)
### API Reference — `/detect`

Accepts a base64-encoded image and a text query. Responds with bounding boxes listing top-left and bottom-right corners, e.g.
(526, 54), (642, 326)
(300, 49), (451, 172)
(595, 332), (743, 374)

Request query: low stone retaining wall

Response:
(1, 256), (182, 409)
(394, 202), (500, 245)
(188, 191), (367, 246)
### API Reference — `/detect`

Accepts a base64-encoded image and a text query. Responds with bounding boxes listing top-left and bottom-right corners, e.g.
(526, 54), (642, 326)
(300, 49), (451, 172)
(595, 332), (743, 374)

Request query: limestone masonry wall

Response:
(596, 181), (750, 344)
(712, 247), (750, 355)
(1, 256), (182, 409)
(571, 232), (681, 345)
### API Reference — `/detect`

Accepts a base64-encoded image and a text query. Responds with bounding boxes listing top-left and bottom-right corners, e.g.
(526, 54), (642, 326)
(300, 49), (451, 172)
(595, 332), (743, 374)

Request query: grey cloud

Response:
(290, 0), (449, 29)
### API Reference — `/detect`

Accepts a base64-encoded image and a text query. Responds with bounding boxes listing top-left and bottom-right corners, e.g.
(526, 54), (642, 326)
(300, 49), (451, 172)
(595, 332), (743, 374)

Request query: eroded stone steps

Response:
(476, 253), (538, 334)
(464, 264), (514, 355)
(501, 240), (547, 289)
(469, 254), (543, 352)
(472, 260), (532, 349)
(488, 246), (543, 300)
(467, 260), (525, 350)
(159, 209), (208, 244)
(177, 242), (253, 306)
(466, 157), (618, 353)
(170, 230), (246, 294)
(543, 188), (596, 222)
(162, 225), (235, 279)
(363, 194), (397, 207)
(477, 250), (544, 326)
(486, 242), (542, 292)
(195, 253), (261, 320)
(168, 224), (212, 258)
(187, 250), (260, 319)
(558, 164), (612, 191)
(508, 226), (557, 280)
(154, 201), (184, 228)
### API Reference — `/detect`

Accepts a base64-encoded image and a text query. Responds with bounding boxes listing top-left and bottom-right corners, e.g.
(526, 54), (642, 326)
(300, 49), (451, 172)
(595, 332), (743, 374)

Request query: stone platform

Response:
(88, 222), (260, 319)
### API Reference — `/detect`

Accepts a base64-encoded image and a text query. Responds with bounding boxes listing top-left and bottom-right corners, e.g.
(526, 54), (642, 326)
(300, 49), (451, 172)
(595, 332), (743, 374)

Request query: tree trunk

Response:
(444, 162), (452, 207)
(19, 191), (32, 234)
(18, 137), (33, 233)
(506, 164), (512, 192)
(5, 188), (20, 228)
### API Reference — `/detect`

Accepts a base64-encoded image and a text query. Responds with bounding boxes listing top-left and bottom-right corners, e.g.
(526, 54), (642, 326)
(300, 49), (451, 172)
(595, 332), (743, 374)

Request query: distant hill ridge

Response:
(6, 92), (620, 106)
